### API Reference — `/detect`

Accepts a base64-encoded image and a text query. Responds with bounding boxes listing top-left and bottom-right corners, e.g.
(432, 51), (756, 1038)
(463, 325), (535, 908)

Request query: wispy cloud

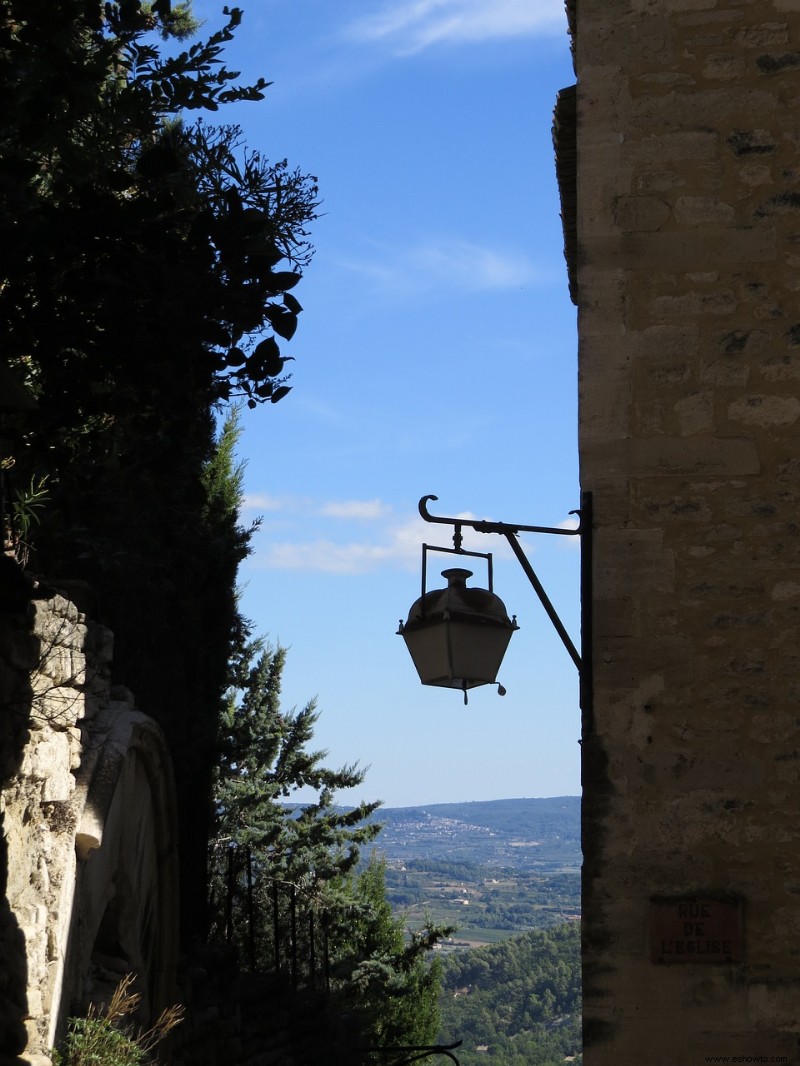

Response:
(260, 539), (394, 574)
(249, 499), (535, 575)
(253, 512), (426, 574)
(345, 0), (566, 55)
(338, 236), (546, 300)
(319, 499), (391, 520)
(242, 493), (289, 513)
(417, 241), (537, 289)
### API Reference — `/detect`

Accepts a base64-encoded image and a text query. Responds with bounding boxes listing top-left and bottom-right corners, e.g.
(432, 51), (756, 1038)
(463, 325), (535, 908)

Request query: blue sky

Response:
(191, 0), (581, 808)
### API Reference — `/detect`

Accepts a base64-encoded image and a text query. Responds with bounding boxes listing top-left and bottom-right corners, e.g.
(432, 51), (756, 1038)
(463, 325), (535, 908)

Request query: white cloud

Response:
(338, 236), (544, 299)
(346, 0), (566, 55)
(319, 498), (391, 520)
(251, 503), (530, 575)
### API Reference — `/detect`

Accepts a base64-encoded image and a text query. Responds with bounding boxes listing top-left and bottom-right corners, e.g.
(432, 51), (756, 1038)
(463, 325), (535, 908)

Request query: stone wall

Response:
(0, 594), (179, 1065)
(575, 1), (800, 1062)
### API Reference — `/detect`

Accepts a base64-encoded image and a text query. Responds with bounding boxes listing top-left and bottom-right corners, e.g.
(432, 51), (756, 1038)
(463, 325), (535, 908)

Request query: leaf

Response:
(245, 240), (284, 267)
(283, 292), (303, 314)
(271, 385), (292, 404)
(264, 306), (298, 341)
(269, 271), (301, 292)
(226, 346), (246, 366)
(253, 336), (284, 377)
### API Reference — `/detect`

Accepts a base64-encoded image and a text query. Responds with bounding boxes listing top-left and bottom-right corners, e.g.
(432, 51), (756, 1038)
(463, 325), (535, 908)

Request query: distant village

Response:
(369, 800), (581, 871)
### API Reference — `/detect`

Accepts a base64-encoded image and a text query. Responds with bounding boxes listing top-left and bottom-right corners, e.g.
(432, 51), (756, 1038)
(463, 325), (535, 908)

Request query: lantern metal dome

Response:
(398, 565), (519, 702)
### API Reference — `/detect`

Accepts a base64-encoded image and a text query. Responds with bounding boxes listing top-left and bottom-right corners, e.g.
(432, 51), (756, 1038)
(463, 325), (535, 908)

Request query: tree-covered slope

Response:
(438, 922), (581, 1066)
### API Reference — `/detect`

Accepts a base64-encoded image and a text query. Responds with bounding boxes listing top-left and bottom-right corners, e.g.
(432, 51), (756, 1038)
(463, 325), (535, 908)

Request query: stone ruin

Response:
(0, 592), (179, 1065)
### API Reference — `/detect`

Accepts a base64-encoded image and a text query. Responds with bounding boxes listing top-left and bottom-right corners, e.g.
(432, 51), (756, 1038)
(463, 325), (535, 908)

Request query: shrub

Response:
(52, 975), (183, 1066)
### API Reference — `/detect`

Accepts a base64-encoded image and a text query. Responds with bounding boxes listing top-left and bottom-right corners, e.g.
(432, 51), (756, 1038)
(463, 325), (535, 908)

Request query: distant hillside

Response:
(388, 797), (580, 835)
(368, 797), (580, 869)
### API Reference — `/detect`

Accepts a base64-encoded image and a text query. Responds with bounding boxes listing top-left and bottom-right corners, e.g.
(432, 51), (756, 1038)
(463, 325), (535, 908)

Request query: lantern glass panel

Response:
(401, 617), (514, 691)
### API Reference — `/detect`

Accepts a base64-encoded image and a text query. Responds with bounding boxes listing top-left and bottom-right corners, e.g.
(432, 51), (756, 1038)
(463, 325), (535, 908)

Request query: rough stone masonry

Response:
(573, 1), (800, 1063)
(0, 594), (178, 1066)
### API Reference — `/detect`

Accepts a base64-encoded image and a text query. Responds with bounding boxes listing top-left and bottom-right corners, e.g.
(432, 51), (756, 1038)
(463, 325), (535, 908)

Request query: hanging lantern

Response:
(398, 494), (589, 711)
(398, 565), (518, 702)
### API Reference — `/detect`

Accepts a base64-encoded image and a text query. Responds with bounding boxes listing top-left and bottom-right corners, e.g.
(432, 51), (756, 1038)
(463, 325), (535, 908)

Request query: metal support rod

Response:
(502, 531), (581, 671)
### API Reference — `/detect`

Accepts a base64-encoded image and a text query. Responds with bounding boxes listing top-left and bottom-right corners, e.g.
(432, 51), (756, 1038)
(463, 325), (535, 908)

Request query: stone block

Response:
(650, 290), (737, 317)
(636, 167), (688, 192)
(585, 437), (761, 478)
(632, 322), (701, 360)
(727, 393), (800, 425)
(613, 194), (672, 231)
(700, 360), (751, 386)
(638, 492), (714, 522)
(586, 227), (776, 274)
(702, 53), (748, 79)
(641, 360), (693, 385)
(31, 686), (85, 729)
(673, 391), (715, 434)
(770, 580), (800, 601)
(759, 353), (800, 380)
(594, 528), (675, 590)
(674, 196), (736, 224)
(735, 22), (790, 48)
(630, 130), (720, 163)
(717, 326), (771, 354)
(631, 87), (778, 130)
(594, 596), (638, 637)
(740, 163), (775, 187)
(581, 379), (632, 440)
(20, 733), (72, 795)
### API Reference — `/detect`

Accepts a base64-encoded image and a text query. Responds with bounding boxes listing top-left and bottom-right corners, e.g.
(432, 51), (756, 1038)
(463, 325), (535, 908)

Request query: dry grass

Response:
(54, 974), (184, 1066)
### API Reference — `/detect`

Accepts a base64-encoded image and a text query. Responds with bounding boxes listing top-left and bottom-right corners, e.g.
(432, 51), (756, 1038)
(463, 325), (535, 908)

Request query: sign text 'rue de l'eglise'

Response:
(650, 897), (743, 964)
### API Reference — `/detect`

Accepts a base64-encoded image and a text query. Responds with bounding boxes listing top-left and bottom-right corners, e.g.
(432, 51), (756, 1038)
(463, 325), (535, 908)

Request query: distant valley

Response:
(365, 796), (581, 948)
(363, 798), (584, 1064)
